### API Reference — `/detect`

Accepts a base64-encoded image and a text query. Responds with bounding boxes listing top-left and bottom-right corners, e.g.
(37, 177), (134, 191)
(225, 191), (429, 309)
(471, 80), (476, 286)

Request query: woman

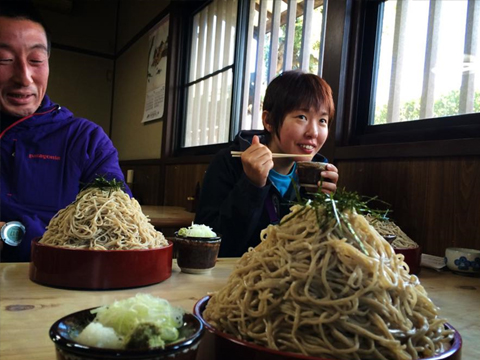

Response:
(195, 71), (339, 257)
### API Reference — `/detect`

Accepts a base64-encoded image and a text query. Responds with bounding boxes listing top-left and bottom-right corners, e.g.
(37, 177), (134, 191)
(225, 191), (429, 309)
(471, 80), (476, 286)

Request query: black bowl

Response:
(173, 232), (221, 274)
(50, 307), (204, 360)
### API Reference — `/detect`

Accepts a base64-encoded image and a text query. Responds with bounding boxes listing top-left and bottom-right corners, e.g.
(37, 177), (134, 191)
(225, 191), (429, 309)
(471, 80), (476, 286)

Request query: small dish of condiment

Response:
(49, 294), (204, 360)
(174, 224), (221, 274)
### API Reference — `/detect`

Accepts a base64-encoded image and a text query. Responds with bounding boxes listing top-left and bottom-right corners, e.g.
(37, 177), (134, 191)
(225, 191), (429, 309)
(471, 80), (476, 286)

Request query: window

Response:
(373, 0), (479, 125)
(183, 0), (238, 148)
(349, 0), (480, 146)
(181, 0), (328, 149)
(241, 0), (328, 131)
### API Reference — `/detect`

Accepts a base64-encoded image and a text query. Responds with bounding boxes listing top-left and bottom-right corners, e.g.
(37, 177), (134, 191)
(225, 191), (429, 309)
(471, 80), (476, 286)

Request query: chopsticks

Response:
(231, 151), (312, 158)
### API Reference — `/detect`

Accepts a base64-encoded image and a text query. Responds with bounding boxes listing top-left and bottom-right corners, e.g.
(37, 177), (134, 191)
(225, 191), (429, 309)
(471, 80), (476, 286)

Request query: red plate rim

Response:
(194, 295), (462, 360)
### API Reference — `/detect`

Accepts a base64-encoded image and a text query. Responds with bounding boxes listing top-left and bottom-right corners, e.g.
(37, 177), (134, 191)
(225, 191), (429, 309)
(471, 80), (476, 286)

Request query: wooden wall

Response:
(337, 156), (480, 257)
(122, 155), (480, 258)
(120, 160), (210, 209)
(163, 163), (210, 208)
(120, 161), (162, 205)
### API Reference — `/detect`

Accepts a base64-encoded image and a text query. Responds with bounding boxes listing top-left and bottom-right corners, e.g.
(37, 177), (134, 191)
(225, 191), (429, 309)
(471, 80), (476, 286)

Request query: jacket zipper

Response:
(0, 106), (59, 140)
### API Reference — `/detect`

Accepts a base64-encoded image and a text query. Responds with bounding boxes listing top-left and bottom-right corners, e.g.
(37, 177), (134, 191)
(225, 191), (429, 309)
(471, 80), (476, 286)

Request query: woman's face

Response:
(265, 106), (329, 162)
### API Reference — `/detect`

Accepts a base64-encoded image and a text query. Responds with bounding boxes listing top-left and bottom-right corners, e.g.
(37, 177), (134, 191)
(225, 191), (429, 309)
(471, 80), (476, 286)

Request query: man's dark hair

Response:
(0, 0), (51, 52)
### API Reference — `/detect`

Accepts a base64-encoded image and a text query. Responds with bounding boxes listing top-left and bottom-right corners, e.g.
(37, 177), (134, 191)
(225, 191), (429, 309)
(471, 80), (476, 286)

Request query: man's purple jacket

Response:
(0, 95), (129, 262)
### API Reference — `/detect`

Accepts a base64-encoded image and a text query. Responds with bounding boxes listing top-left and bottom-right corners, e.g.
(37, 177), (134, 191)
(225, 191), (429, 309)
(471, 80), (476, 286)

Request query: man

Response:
(0, 1), (129, 262)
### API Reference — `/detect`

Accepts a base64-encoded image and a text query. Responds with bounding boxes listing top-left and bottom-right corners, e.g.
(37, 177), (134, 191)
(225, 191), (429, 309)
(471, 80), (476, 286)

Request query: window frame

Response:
(165, 0), (249, 158)
(335, 0), (480, 158)
(166, 0), (480, 161)
(168, 0), (330, 157)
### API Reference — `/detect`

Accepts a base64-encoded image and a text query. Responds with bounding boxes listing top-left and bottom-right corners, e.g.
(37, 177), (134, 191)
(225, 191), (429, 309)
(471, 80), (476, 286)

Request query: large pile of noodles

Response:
(365, 214), (419, 249)
(40, 187), (168, 250)
(204, 204), (453, 360)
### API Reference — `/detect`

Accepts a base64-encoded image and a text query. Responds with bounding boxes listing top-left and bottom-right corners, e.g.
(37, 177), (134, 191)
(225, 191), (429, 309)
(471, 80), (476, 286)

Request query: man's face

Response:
(0, 17), (49, 117)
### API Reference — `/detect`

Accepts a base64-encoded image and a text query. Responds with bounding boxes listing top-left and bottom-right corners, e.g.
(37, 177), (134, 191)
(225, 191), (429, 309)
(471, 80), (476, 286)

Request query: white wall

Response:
(38, 0), (172, 160)
(111, 34), (163, 160)
(110, 0), (172, 160)
(38, 1), (117, 136)
(48, 49), (114, 135)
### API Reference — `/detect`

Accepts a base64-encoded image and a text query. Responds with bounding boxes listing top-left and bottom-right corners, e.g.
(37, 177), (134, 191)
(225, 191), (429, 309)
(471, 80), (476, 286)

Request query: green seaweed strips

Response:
(283, 179), (392, 255)
(81, 176), (126, 194)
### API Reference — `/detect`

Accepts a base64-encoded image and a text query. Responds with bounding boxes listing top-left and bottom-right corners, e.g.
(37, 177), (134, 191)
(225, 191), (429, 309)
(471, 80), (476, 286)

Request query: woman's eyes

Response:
(296, 115), (328, 124)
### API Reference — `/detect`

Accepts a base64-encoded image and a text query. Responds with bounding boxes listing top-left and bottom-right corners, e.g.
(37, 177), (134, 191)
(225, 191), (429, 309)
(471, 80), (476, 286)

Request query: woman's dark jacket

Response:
(194, 130), (327, 257)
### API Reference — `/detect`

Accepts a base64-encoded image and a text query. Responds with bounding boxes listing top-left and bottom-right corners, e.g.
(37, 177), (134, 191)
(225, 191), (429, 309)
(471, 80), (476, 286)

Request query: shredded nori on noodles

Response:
(80, 176), (125, 196)
(282, 182), (392, 255)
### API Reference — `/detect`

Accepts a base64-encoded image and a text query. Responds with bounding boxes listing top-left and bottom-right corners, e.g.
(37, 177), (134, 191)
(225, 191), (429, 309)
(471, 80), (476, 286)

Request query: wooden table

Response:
(0, 263), (478, 359)
(141, 205), (195, 229)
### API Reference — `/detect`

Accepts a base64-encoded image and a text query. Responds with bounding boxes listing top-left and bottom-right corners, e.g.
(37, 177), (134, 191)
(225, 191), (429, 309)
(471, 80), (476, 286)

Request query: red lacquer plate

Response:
(29, 238), (173, 290)
(194, 296), (462, 360)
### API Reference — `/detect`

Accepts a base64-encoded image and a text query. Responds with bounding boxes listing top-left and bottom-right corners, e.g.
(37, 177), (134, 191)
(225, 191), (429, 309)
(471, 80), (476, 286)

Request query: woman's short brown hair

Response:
(262, 71), (335, 140)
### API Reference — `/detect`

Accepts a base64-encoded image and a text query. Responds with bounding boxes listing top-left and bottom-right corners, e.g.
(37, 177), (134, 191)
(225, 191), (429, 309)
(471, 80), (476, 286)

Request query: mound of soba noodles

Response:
(204, 198), (453, 360)
(40, 180), (168, 250)
(365, 214), (419, 249)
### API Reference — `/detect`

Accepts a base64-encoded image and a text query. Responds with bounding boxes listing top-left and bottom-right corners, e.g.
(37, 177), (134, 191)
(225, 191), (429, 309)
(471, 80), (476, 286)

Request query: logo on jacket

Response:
(28, 153), (61, 161)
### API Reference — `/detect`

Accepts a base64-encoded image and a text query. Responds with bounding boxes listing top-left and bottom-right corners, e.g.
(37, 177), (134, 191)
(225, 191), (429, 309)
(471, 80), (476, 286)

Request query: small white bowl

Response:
(445, 247), (480, 274)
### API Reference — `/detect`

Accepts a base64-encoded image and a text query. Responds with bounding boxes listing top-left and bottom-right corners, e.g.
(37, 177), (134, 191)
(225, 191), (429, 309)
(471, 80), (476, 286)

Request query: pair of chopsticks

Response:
(231, 151), (312, 158)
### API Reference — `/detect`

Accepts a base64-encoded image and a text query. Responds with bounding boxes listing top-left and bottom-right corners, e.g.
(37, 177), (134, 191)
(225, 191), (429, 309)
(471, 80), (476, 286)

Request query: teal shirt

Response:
(268, 163), (298, 196)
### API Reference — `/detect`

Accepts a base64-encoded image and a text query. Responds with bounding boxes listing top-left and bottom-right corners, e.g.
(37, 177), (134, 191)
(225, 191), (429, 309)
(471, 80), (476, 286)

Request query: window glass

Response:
(373, 0), (479, 125)
(181, 0), (327, 148)
(183, 0), (237, 148)
(184, 70), (233, 147)
(242, 0), (327, 131)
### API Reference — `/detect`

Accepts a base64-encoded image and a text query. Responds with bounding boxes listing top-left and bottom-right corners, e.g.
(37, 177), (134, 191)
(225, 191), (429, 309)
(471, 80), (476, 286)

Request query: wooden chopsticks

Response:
(231, 151), (312, 158)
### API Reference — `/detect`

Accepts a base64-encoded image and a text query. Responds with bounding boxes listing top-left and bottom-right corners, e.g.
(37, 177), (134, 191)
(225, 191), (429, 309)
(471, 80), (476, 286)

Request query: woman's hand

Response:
(320, 163), (339, 194)
(240, 135), (273, 187)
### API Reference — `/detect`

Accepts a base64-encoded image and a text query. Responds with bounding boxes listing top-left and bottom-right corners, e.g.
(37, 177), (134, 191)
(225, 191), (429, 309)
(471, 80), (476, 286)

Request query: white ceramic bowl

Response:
(445, 247), (480, 274)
